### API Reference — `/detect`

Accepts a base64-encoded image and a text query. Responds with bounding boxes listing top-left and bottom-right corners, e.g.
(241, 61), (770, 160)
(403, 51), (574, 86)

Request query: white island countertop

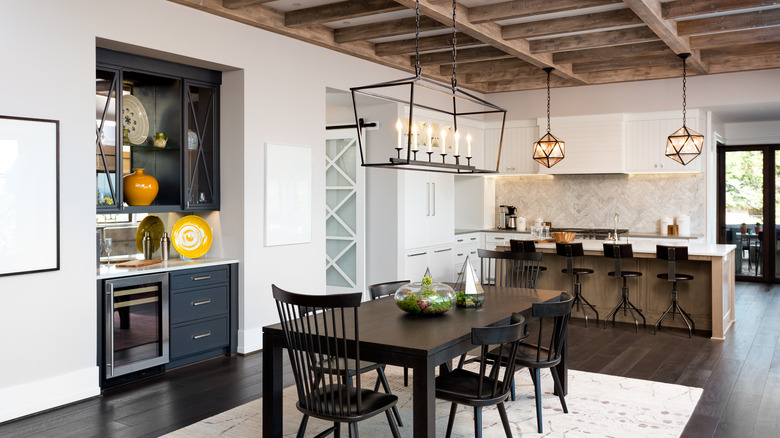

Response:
(97, 257), (239, 280)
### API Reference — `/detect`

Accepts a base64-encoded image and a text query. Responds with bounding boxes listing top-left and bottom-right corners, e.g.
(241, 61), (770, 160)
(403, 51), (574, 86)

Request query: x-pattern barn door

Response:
(325, 128), (364, 295)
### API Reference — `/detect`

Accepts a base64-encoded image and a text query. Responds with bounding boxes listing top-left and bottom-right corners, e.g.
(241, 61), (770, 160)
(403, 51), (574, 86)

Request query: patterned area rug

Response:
(165, 365), (702, 437)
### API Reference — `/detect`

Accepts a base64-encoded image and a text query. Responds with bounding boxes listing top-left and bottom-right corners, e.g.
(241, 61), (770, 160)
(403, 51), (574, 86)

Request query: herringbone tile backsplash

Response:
(495, 173), (705, 234)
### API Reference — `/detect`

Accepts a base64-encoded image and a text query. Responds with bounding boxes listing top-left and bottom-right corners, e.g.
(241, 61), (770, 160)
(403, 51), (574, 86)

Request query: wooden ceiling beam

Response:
(622, 0), (708, 74)
(701, 41), (780, 58)
(677, 8), (780, 36)
(485, 74), (577, 92)
(334, 16), (446, 43)
(706, 52), (780, 73)
(691, 27), (780, 49)
(417, 46), (512, 66)
(169, 0), (450, 85)
(662, 0), (780, 20)
(553, 40), (672, 63)
(285, 0), (405, 27)
(443, 57), (534, 75)
(586, 63), (693, 84)
(502, 8), (642, 40)
(469, 0), (622, 24)
(530, 26), (658, 53)
(375, 32), (481, 56)
(222, 0), (274, 9)
(394, 0), (588, 84)
(464, 66), (544, 83)
(572, 53), (683, 73)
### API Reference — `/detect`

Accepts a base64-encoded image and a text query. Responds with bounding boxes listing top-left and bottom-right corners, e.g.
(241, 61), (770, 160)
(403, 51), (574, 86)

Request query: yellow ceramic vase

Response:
(123, 168), (159, 206)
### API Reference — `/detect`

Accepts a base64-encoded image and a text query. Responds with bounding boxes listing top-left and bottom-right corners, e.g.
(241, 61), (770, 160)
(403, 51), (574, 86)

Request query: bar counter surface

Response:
(501, 240), (736, 339)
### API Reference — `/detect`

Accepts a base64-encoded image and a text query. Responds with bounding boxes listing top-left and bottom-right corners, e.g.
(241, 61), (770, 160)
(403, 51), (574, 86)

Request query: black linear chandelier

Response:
(532, 67), (565, 168)
(350, 0), (507, 173)
(666, 53), (703, 166)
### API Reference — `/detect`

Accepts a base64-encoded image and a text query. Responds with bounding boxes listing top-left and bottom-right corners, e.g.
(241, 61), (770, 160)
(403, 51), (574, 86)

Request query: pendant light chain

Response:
(451, 0), (457, 91)
(414, 0), (421, 77)
(546, 69), (551, 134)
(682, 55), (687, 126)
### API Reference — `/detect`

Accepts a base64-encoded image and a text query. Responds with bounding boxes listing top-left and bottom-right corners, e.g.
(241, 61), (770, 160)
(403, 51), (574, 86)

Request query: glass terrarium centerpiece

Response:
(394, 268), (455, 316)
(454, 256), (485, 308)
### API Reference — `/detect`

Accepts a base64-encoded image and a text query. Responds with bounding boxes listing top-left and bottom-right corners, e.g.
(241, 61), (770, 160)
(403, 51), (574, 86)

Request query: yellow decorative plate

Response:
(135, 215), (165, 253)
(172, 215), (212, 259)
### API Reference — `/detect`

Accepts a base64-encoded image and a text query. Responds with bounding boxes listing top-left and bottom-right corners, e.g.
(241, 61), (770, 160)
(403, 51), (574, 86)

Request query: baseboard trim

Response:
(237, 326), (263, 354)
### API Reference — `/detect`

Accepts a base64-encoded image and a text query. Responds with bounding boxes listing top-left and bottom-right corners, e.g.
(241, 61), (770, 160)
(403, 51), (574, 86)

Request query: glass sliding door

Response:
(718, 144), (779, 282)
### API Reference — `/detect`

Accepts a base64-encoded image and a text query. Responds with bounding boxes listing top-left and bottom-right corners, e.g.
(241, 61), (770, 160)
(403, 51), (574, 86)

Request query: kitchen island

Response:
(502, 240), (735, 339)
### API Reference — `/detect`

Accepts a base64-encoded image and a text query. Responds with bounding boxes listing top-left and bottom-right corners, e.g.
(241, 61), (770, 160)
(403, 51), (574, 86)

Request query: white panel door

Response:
(428, 245), (455, 282)
(403, 171), (432, 249)
(428, 172), (454, 247)
(325, 129), (365, 295)
(404, 249), (429, 282)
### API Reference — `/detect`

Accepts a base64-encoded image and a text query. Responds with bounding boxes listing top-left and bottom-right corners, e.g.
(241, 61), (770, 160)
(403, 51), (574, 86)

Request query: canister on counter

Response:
(143, 231), (153, 259)
(160, 232), (171, 261)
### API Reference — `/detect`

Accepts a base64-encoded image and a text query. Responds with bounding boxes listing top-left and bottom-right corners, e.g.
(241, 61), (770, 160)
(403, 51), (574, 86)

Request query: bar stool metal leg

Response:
(572, 275), (599, 326)
(603, 277), (646, 332)
(654, 281), (695, 338)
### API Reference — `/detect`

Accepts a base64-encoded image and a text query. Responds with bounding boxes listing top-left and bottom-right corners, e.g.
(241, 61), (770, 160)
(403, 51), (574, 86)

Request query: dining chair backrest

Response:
(477, 248), (542, 288)
(556, 242), (584, 275)
(509, 239), (537, 253)
(272, 284), (365, 417)
(369, 280), (410, 300)
(656, 245), (688, 280)
(469, 313), (526, 401)
(603, 243), (634, 277)
(529, 293), (574, 366)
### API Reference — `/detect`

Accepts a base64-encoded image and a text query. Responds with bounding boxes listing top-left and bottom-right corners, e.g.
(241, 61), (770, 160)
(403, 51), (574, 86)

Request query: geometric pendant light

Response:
(533, 67), (565, 168)
(666, 53), (703, 166)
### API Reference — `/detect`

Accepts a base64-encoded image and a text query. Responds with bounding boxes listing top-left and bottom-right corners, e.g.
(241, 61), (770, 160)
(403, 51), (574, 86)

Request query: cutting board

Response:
(114, 259), (163, 268)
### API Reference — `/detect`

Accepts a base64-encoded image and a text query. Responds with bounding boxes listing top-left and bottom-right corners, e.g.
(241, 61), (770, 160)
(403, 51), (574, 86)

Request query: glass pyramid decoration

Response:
(454, 256), (485, 308)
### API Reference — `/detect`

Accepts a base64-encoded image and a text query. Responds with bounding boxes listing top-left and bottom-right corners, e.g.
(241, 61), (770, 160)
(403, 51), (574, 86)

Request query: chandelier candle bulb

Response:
(467, 132), (472, 158)
(411, 123), (419, 151)
(396, 119), (403, 150)
(440, 128), (447, 154)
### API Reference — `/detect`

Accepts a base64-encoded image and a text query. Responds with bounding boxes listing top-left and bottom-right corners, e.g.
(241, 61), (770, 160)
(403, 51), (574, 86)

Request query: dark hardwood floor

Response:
(1, 281), (778, 437)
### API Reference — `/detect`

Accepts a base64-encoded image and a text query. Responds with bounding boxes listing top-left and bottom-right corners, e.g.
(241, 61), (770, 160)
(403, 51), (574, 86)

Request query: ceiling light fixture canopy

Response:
(666, 53), (703, 166)
(533, 67), (565, 168)
(350, 0), (506, 174)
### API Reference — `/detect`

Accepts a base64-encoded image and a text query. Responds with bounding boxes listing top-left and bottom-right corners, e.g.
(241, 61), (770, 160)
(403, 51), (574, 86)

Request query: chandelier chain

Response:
(451, 0), (457, 91)
(682, 55), (687, 126)
(546, 69), (551, 133)
(414, 0), (421, 76)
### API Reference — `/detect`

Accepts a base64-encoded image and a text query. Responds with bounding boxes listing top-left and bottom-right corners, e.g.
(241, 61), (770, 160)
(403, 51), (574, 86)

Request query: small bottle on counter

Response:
(160, 232), (171, 261)
(143, 231), (153, 259)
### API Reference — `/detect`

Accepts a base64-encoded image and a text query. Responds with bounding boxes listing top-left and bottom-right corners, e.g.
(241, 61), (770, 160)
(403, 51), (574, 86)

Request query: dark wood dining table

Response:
(262, 285), (566, 437)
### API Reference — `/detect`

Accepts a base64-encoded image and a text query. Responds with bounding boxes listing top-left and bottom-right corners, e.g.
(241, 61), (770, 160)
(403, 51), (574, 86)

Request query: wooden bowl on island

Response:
(552, 231), (576, 243)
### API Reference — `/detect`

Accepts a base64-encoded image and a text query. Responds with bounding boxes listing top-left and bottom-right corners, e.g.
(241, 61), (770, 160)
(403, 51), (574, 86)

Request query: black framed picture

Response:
(0, 115), (60, 276)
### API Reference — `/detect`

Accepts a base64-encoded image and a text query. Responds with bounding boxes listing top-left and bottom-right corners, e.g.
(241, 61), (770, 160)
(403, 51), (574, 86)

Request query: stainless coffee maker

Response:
(505, 205), (517, 230)
(498, 205), (508, 229)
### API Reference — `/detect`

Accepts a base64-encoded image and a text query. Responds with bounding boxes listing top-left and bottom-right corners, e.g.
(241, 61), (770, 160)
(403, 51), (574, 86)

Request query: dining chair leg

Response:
(533, 368), (543, 433)
(334, 422), (340, 438)
(497, 402), (513, 438)
(474, 406), (483, 438)
(375, 367), (403, 426)
(296, 414), (309, 438)
(445, 402), (458, 438)
(404, 367), (409, 386)
(509, 375), (516, 401)
(550, 368), (568, 413)
(385, 410), (401, 438)
(348, 421), (358, 438)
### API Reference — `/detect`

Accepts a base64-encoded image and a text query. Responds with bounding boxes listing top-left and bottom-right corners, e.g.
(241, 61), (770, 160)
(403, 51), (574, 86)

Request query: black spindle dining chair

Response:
(369, 280), (410, 389)
(272, 284), (401, 438)
(477, 248), (542, 289)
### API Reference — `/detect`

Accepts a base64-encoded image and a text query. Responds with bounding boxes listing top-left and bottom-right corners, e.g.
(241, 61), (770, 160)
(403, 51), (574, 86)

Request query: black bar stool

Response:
(510, 239), (547, 288)
(556, 242), (599, 326)
(603, 243), (646, 332)
(654, 245), (696, 338)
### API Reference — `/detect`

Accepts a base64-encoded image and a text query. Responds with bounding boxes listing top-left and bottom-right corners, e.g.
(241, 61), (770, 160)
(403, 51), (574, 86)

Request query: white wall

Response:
(0, 0), (418, 422)
(724, 121), (780, 145)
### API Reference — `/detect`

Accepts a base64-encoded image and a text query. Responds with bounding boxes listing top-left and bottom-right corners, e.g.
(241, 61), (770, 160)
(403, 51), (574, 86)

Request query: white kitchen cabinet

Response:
(484, 126), (538, 174)
(625, 110), (704, 173)
(454, 232), (480, 282)
(403, 171), (454, 249)
(537, 114), (627, 174)
(404, 245), (455, 283)
(484, 232), (530, 250)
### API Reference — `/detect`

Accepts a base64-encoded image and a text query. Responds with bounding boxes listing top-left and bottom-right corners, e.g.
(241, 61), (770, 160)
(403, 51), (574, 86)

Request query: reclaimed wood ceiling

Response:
(169, 0), (780, 93)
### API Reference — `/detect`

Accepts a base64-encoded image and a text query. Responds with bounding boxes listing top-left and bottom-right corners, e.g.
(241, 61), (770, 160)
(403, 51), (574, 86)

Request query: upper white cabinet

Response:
(537, 114), (627, 174)
(625, 109), (704, 173)
(484, 125), (539, 174)
(402, 171), (454, 250)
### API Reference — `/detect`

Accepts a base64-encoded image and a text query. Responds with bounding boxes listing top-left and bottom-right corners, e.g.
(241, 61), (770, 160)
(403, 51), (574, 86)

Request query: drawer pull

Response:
(192, 299), (212, 306)
(457, 238), (464, 242)
(408, 252), (426, 257)
(457, 253), (464, 257)
(470, 237), (477, 241)
(470, 250), (477, 255)
(435, 248), (452, 253)
(494, 237), (505, 240)
(192, 275), (212, 281)
(192, 331), (212, 340)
